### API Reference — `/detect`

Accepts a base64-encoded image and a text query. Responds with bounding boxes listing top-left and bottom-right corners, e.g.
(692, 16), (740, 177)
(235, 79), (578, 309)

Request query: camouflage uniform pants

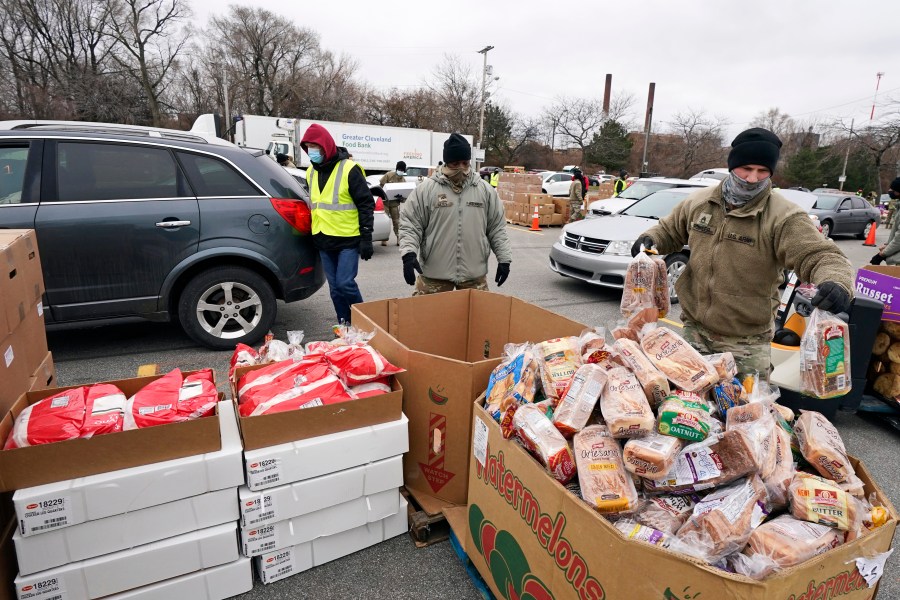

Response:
(569, 200), (585, 222)
(681, 320), (772, 380)
(385, 201), (401, 241)
(413, 275), (489, 296)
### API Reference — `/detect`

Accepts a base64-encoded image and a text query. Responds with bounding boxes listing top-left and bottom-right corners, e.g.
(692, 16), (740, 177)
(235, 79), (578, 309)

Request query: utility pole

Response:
(641, 83), (655, 177)
(870, 72), (885, 121)
(476, 45), (494, 165)
(839, 118), (854, 191)
(223, 67), (231, 142)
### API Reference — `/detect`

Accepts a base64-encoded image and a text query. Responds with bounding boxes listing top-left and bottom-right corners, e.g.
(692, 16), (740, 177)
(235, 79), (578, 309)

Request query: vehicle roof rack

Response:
(5, 122), (209, 143)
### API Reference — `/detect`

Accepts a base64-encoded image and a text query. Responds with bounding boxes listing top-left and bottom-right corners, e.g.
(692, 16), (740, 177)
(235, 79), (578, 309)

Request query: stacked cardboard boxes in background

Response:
(7, 395), (249, 600)
(229, 370), (409, 585)
(496, 173), (564, 226)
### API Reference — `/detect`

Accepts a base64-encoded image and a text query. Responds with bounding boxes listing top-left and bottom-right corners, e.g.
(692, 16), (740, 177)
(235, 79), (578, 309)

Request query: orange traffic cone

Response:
(529, 204), (541, 231)
(863, 221), (878, 246)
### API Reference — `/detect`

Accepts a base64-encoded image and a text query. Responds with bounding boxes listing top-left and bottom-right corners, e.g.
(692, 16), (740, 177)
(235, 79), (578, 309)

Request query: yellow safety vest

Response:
(615, 178), (627, 194)
(306, 160), (361, 237)
(490, 172), (499, 187)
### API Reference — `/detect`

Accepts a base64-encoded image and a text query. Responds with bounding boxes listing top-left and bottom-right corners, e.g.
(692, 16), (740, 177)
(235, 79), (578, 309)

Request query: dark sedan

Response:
(809, 192), (881, 238)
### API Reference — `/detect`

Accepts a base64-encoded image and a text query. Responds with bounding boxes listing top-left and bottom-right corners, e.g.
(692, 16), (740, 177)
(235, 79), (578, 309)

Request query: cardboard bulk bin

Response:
(352, 290), (586, 508)
(467, 399), (898, 600)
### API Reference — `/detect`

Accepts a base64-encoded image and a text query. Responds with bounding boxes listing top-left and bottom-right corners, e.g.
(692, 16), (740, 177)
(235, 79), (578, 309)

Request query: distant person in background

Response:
(614, 169), (629, 195)
(399, 133), (512, 294)
(490, 167), (501, 188)
(275, 153), (296, 168)
(568, 167), (586, 222)
(870, 178), (900, 265)
(300, 124), (375, 324)
(378, 161), (407, 246)
(856, 189), (864, 197)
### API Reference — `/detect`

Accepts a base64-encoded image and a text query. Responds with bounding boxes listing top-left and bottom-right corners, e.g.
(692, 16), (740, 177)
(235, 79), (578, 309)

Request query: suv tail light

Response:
(374, 197), (385, 212)
(271, 198), (311, 234)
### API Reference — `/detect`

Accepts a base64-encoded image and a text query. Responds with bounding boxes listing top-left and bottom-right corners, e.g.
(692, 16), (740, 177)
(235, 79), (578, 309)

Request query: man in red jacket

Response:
(300, 124), (375, 324)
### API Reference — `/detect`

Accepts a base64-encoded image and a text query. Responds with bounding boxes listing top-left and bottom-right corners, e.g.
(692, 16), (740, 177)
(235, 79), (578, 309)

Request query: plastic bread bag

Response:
(229, 343), (260, 379)
(712, 377), (747, 417)
(612, 338), (670, 408)
(656, 395), (714, 443)
(729, 514), (844, 580)
(486, 343), (531, 418)
(726, 402), (778, 479)
(706, 352), (737, 382)
(623, 433), (683, 480)
(635, 493), (701, 535)
(792, 410), (864, 494)
(537, 337), (582, 404)
(614, 519), (709, 560)
(578, 327), (607, 355)
(650, 255), (670, 319)
(513, 403), (576, 484)
(640, 327), (718, 393)
(600, 367), (655, 438)
(574, 424), (639, 514)
(552, 364), (607, 437)
(621, 252), (657, 318)
(331, 323), (376, 346)
(788, 472), (863, 536)
(800, 308), (852, 399)
(763, 422), (796, 511)
(676, 475), (769, 563)
(746, 374), (780, 405)
(4, 387), (87, 449)
(642, 429), (757, 495)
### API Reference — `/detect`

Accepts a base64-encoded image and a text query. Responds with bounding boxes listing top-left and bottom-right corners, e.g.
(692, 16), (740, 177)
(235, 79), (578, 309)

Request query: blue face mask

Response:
(307, 149), (323, 164)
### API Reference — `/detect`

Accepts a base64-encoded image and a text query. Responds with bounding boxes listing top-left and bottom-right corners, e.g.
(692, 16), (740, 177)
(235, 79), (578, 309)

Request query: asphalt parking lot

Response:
(47, 224), (900, 599)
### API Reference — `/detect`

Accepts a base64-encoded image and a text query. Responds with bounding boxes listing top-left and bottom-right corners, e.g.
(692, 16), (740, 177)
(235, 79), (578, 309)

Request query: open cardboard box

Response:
(352, 290), (586, 508)
(0, 371), (222, 491)
(231, 363), (402, 451)
(467, 396), (898, 600)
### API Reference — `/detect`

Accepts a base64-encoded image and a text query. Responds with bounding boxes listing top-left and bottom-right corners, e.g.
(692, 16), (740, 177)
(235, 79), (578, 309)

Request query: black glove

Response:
(871, 253), (885, 265)
(811, 281), (852, 314)
(402, 252), (422, 285)
(495, 263), (510, 287)
(359, 237), (374, 261)
(630, 235), (654, 257)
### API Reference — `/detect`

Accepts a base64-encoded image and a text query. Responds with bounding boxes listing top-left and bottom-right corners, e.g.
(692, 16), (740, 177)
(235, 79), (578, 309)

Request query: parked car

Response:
(809, 192), (880, 238)
(689, 168), (729, 182)
(585, 178), (715, 218)
(595, 174), (615, 184)
(0, 120), (325, 349)
(542, 171), (579, 196)
(550, 187), (824, 300)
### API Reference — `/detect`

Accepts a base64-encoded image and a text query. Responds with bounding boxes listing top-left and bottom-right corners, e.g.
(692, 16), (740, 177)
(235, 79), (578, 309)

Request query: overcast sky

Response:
(190, 0), (899, 141)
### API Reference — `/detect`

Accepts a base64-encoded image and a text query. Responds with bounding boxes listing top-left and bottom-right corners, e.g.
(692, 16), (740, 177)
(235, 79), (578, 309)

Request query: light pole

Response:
(870, 72), (885, 121)
(476, 45), (494, 163)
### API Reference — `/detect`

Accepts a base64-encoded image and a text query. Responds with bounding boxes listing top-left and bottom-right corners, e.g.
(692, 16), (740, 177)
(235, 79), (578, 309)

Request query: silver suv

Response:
(0, 121), (324, 349)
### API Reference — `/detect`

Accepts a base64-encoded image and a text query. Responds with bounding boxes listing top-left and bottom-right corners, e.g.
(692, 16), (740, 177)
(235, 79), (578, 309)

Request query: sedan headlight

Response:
(604, 240), (634, 256)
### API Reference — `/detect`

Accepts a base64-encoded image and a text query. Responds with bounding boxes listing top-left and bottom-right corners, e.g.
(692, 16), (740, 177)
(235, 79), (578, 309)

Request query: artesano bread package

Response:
(574, 424), (638, 514)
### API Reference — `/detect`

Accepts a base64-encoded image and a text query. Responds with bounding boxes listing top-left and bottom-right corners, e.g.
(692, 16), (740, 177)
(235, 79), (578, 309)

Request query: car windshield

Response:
(406, 166), (429, 177)
(617, 181), (676, 200)
(622, 190), (691, 219)
(812, 194), (840, 210)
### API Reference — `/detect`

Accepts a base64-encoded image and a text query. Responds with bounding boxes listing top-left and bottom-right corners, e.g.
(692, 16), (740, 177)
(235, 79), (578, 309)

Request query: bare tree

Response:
(106, 0), (189, 126)
(363, 87), (443, 130)
(663, 109), (729, 177)
(750, 107), (795, 139)
(835, 112), (900, 195)
(425, 55), (481, 135)
(543, 96), (606, 158)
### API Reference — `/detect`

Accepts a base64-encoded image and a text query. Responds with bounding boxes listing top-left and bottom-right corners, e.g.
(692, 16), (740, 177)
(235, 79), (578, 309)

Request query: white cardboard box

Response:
(244, 414), (408, 491)
(15, 488), (238, 575)
(256, 497), (408, 585)
(239, 454), (403, 528)
(241, 488), (400, 557)
(14, 522), (239, 600)
(105, 558), (252, 600)
(14, 402), (244, 537)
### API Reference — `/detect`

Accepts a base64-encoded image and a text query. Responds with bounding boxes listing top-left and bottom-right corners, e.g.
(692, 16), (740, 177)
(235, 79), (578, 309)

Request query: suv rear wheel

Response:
(178, 266), (276, 349)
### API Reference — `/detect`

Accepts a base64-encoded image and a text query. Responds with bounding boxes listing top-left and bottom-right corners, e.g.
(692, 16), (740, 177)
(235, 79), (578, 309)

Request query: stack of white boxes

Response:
(239, 415), (410, 585)
(10, 402), (250, 600)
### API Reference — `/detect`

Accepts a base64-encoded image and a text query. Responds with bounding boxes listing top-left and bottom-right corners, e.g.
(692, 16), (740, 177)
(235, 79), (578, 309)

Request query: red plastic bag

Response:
(349, 378), (392, 398)
(238, 360), (333, 415)
(229, 343), (260, 379)
(324, 344), (404, 386)
(123, 369), (217, 430)
(244, 374), (354, 416)
(4, 387), (87, 449)
(176, 370), (218, 421)
(82, 384), (126, 438)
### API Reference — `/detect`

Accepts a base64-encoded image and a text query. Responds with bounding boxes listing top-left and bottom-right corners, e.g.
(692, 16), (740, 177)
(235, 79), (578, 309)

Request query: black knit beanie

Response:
(396, 161), (407, 171)
(443, 133), (471, 163)
(890, 177), (900, 193)
(727, 128), (783, 173)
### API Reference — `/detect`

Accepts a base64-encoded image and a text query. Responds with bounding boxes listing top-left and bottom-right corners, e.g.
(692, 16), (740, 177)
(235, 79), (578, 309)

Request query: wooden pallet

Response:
(402, 488), (451, 548)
